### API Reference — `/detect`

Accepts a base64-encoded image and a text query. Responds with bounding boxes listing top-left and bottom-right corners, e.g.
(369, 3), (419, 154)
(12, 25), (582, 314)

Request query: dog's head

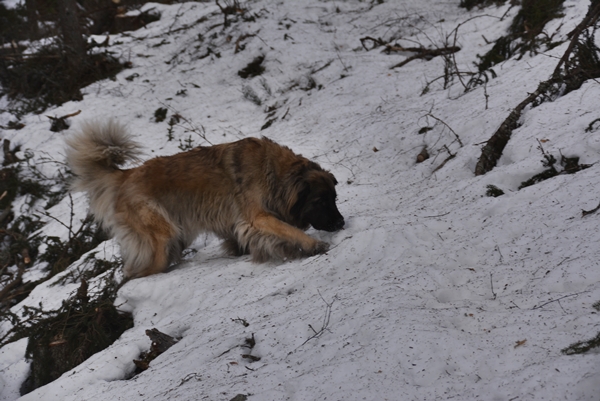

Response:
(290, 167), (345, 232)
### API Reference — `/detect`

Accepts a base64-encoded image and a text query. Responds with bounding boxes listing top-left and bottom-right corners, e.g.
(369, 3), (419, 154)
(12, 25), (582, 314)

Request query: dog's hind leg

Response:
(118, 202), (179, 278)
(221, 237), (249, 256)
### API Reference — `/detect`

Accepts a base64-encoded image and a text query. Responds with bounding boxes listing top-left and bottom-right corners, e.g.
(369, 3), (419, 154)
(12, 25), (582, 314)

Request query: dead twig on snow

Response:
(582, 202), (600, 216)
(358, 36), (460, 69)
(296, 290), (337, 349)
(390, 46), (461, 69)
(532, 291), (590, 310)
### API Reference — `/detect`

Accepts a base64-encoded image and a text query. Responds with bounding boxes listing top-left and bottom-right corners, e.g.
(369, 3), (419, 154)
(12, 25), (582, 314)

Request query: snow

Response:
(1, 0), (600, 400)
(1, 0), (21, 9)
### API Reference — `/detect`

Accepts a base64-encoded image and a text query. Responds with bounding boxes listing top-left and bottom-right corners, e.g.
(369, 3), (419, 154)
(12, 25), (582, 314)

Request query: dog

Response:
(65, 120), (344, 278)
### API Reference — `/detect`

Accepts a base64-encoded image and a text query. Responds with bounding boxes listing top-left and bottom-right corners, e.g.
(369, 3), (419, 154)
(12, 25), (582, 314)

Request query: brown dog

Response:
(66, 121), (344, 278)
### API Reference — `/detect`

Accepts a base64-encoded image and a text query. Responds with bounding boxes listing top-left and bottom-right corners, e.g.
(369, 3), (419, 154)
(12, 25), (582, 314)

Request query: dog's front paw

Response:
(307, 240), (329, 256)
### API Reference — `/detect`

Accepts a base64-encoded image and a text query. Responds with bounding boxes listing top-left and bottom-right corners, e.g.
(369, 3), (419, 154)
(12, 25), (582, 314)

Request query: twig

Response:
(582, 201), (600, 217)
(389, 46), (461, 69)
(424, 113), (463, 147)
(336, 49), (349, 73)
(421, 211), (450, 218)
(585, 118), (600, 132)
(360, 36), (424, 53)
(532, 291), (590, 310)
(445, 15), (502, 90)
(490, 273), (497, 300)
(311, 59), (334, 74)
(41, 193), (76, 239)
(296, 290), (337, 349)
(231, 317), (249, 327)
(483, 82), (489, 109)
(359, 35), (461, 70)
(46, 110), (81, 121)
(556, 299), (566, 313)
(431, 146), (456, 174)
(159, 102), (213, 145)
(495, 245), (503, 263)
(431, 154), (455, 174)
(235, 33), (255, 53)
(179, 373), (201, 385)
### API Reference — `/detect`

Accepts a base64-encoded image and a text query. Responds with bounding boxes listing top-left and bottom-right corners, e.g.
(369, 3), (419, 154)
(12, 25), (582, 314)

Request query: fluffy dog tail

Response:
(65, 120), (142, 232)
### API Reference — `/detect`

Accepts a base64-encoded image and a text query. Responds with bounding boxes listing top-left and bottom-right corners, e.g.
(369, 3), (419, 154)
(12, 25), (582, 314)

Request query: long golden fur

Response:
(65, 121), (344, 278)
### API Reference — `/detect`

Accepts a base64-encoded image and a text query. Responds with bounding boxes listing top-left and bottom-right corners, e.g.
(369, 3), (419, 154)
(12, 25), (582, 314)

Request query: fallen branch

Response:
(360, 36), (424, 53)
(359, 36), (461, 69)
(474, 80), (554, 175)
(474, 2), (600, 176)
(390, 46), (461, 69)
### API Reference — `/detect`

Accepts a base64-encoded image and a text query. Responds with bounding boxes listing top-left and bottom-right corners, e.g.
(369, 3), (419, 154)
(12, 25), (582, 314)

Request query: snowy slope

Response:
(1, 0), (600, 400)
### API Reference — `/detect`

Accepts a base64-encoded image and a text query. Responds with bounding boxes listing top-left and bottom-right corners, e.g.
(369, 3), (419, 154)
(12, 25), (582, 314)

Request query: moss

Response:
(154, 107), (168, 122)
(485, 185), (505, 197)
(238, 55), (265, 79)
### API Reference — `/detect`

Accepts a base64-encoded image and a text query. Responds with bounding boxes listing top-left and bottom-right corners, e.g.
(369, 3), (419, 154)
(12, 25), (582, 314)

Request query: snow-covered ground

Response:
(1, 0), (600, 400)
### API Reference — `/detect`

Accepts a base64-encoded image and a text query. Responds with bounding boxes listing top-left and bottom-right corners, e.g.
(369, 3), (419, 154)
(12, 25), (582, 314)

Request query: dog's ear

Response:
(290, 183), (311, 219)
(329, 172), (338, 186)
